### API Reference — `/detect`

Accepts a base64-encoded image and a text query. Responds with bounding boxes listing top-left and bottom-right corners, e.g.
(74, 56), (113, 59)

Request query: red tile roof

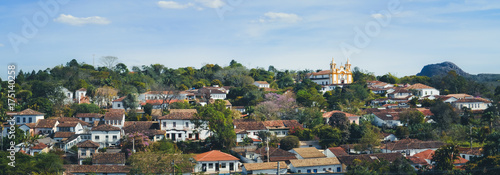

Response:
(234, 121), (267, 131)
(112, 96), (126, 102)
(76, 113), (102, 118)
(408, 156), (429, 165)
(455, 98), (491, 103)
(458, 147), (482, 156)
(255, 147), (297, 162)
(9, 108), (45, 116)
(405, 83), (436, 90)
(158, 109), (197, 120)
(32, 142), (48, 150)
(194, 150), (239, 162)
(323, 110), (359, 118)
(104, 109), (125, 121)
(77, 140), (100, 148)
(254, 81), (269, 84)
(413, 149), (434, 160)
(91, 124), (120, 131)
(54, 132), (75, 138)
(35, 119), (58, 128)
(262, 120), (302, 129)
(327, 147), (349, 157)
(92, 153), (126, 165)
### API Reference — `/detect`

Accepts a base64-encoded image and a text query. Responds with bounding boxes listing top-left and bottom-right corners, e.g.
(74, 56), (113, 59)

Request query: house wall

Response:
(78, 147), (98, 163)
(160, 119), (210, 141)
(14, 115), (44, 125)
(91, 130), (121, 148)
(112, 101), (124, 109)
(105, 116), (125, 129)
(416, 89), (440, 97)
(289, 164), (343, 174)
(269, 129), (289, 137)
(323, 149), (336, 158)
(459, 153), (480, 161)
(236, 133), (247, 143)
(210, 93), (226, 100)
(194, 160), (240, 173)
(453, 102), (491, 111)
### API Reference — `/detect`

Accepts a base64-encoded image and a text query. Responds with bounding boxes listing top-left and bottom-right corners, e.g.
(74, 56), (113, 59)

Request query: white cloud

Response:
(196, 0), (225, 9)
(259, 12), (302, 23)
(158, 1), (194, 9)
(54, 14), (111, 26)
(371, 13), (384, 19)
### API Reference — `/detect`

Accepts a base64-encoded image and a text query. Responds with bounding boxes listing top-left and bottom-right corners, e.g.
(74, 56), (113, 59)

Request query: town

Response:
(1, 58), (499, 175)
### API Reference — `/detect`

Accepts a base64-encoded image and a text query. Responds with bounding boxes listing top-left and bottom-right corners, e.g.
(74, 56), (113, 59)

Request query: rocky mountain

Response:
(416, 61), (470, 77)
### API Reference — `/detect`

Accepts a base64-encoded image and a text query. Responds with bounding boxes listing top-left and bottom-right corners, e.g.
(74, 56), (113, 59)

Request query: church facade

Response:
(308, 58), (353, 85)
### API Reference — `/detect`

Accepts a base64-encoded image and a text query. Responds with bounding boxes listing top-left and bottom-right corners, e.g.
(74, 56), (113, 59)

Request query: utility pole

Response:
(266, 137), (270, 162)
(277, 161), (280, 175)
(172, 159), (175, 175)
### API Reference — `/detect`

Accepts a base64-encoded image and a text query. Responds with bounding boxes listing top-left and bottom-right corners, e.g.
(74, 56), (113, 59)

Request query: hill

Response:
(416, 61), (470, 77)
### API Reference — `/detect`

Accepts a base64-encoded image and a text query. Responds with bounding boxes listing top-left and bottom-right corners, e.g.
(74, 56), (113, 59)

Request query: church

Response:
(308, 58), (353, 85)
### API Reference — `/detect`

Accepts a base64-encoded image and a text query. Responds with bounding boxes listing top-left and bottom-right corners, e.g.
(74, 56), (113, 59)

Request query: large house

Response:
(452, 97), (491, 111)
(8, 108), (45, 125)
(289, 157), (343, 174)
(76, 140), (100, 165)
(158, 109), (209, 141)
(233, 120), (267, 141)
(380, 139), (445, 156)
(289, 147), (326, 159)
(253, 81), (270, 88)
(91, 124), (121, 148)
(122, 121), (166, 142)
(193, 150), (240, 173)
(323, 110), (361, 125)
(405, 83), (440, 97)
(104, 109), (125, 129)
(262, 120), (302, 137)
(76, 113), (103, 124)
(242, 161), (287, 175)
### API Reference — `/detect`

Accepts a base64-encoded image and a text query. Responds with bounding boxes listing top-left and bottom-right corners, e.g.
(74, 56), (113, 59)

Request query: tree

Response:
(280, 135), (300, 151)
(399, 110), (425, 126)
(483, 131), (500, 157)
(357, 123), (382, 153)
(296, 107), (324, 129)
(389, 157), (417, 175)
(100, 56), (118, 69)
(32, 152), (64, 174)
(431, 100), (459, 130)
(129, 152), (195, 174)
(313, 125), (343, 148)
(121, 132), (152, 155)
(193, 100), (236, 151)
(482, 103), (499, 130)
(328, 112), (350, 131)
(94, 86), (119, 107)
(465, 155), (500, 175)
(431, 144), (460, 171)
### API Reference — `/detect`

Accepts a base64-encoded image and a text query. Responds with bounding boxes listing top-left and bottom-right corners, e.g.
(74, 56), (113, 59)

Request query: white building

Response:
(60, 87), (74, 104)
(289, 157), (343, 174)
(76, 140), (100, 165)
(104, 109), (125, 129)
(193, 150), (240, 173)
(76, 113), (103, 124)
(242, 161), (287, 175)
(308, 58), (353, 85)
(453, 98), (492, 111)
(8, 108), (45, 125)
(233, 121), (267, 140)
(75, 88), (87, 104)
(112, 97), (126, 109)
(158, 109), (210, 142)
(34, 119), (59, 134)
(91, 124), (121, 148)
(405, 83), (440, 97)
(253, 81), (270, 88)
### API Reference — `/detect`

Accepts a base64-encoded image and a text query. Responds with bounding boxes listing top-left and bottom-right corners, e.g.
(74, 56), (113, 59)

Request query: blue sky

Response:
(1, 0), (500, 79)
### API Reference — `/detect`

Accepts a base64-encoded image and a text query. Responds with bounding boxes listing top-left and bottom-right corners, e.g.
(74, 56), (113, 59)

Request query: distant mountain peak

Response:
(417, 61), (470, 77)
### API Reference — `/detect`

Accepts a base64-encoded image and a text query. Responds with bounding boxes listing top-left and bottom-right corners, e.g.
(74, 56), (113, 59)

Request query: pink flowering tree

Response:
(121, 132), (152, 156)
(254, 93), (297, 120)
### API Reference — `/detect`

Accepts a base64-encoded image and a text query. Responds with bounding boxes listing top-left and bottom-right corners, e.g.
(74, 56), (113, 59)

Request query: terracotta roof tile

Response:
(337, 153), (403, 166)
(112, 96), (126, 102)
(123, 121), (161, 137)
(323, 110), (359, 118)
(91, 124), (120, 131)
(76, 113), (102, 118)
(194, 150), (239, 162)
(63, 165), (130, 173)
(158, 110), (197, 120)
(290, 157), (340, 167)
(254, 81), (269, 84)
(9, 108), (45, 116)
(54, 132), (75, 138)
(35, 119), (58, 128)
(458, 147), (482, 155)
(256, 147), (297, 162)
(262, 120), (302, 129)
(104, 109), (125, 121)
(405, 83), (436, 90)
(310, 70), (332, 76)
(413, 149), (434, 160)
(454, 98), (491, 103)
(292, 147), (326, 159)
(32, 142), (48, 150)
(408, 156), (430, 165)
(234, 121), (267, 131)
(327, 147), (349, 157)
(77, 140), (100, 148)
(244, 161), (286, 171)
(57, 122), (79, 128)
(92, 153), (126, 165)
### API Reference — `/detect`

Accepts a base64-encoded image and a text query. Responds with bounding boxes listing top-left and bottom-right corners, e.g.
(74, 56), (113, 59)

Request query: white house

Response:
(453, 98), (492, 111)
(57, 122), (84, 134)
(104, 109), (125, 129)
(30, 142), (49, 156)
(75, 88), (88, 104)
(61, 134), (91, 152)
(253, 81), (270, 88)
(158, 109), (210, 142)
(380, 139), (444, 156)
(289, 157), (343, 174)
(8, 108), (45, 125)
(76, 140), (100, 165)
(194, 150), (240, 173)
(76, 113), (103, 124)
(405, 83), (440, 97)
(262, 120), (302, 138)
(387, 88), (413, 99)
(242, 161), (287, 175)
(458, 147), (482, 161)
(112, 97), (126, 109)
(60, 87), (74, 105)
(370, 110), (403, 128)
(289, 147), (326, 159)
(323, 147), (349, 158)
(233, 121), (267, 140)
(53, 131), (75, 143)
(91, 124), (121, 148)
(34, 119), (59, 134)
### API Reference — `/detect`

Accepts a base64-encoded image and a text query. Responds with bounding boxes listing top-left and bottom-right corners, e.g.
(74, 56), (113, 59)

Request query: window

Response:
(173, 122), (176, 127)
(189, 134), (193, 138)
(328, 168), (332, 171)
(156, 136), (160, 140)
(163, 122), (166, 127)
(307, 169), (311, 173)
(166, 134), (170, 138)
(209, 163), (213, 169)
(462, 155), (465, 158)
(178, 133), (182, 138)
(105, 135), (109, 140)
(298, 170), (301, 173)
(95, 136), (100, 140)
(117, 104), (121, 107)
(186, 122), (189, 127)
(113, 135), (117, 140)
(81, 152), (86, 156)
(337, 167), (341, 172)
(16, 117), (20, 123)
(23, 118), (26, 123)
(221, 163), (226, 168)
(323, 168), (326, 171)
(28, 117), (32, 123)
(313, 169), (317, 173)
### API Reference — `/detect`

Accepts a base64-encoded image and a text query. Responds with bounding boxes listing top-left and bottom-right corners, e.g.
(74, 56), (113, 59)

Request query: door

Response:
(215, 163), (220, 171)
(172, 133), (176, 141)
(229, 162), (234, 171)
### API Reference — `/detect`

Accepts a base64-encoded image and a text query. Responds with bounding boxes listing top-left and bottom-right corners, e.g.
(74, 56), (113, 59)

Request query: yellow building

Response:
(309, 58), (353, 85)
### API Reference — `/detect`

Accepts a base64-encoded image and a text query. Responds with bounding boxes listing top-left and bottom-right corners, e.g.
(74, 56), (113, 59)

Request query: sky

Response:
(1, 0), (500, 80)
